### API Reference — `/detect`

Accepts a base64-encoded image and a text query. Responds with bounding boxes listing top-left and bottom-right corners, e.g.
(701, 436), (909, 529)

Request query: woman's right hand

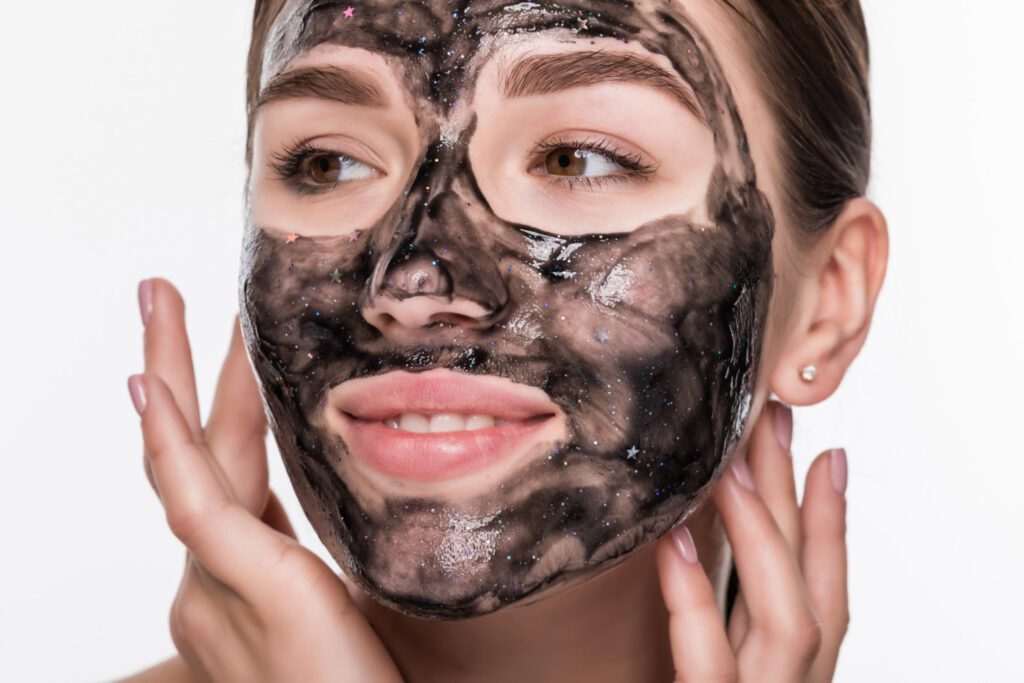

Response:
(128, 278), (403, 683)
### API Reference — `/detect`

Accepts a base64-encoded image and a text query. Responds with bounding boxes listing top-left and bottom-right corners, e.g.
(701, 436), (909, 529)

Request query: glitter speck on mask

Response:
(503, 1), (542, 13)
(437, 513), (500, 574)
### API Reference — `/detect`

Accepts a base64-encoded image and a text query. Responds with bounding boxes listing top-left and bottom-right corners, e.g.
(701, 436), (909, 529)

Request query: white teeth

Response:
(465, 415), (496, 431)
(384, 413), (501, 433)
(398, 413), (430, 433)
(429, 413), (466, 433)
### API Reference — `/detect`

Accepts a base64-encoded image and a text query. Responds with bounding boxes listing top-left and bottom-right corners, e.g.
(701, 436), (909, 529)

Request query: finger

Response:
(656, 527), (737, 683)
(726, 579), (749, 650)
(728, 400), (800, 648)
(204, 316), (269, 513)
(802, 449), (849, 683)
(133, 376), (403, 682)
(712, 457), (822, 680)
(141, 279), (203, 438)
(170, 564), (230, 681)
(131, 372), (295, 599)
(747, 401), (802, 557)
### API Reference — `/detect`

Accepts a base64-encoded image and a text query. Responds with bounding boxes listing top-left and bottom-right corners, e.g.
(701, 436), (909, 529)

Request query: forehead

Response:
(261, 0), (756, 184)
(264, 0), (709, 87)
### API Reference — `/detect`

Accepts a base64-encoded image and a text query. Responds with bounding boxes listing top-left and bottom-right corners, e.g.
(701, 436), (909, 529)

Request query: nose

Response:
(362, 252), (494, 339)
(361, 137), (509, 342)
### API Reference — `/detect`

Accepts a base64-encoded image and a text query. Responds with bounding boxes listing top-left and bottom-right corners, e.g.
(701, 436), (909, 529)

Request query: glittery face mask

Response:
(240, 0), (775, 619)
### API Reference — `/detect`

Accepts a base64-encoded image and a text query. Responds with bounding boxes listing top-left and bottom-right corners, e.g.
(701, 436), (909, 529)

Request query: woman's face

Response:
(242, 0), (780, 619)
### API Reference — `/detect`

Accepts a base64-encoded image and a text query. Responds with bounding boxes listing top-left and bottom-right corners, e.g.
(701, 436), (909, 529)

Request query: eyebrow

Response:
(255, 65), (388, 111)
(500, 51), (706, 125)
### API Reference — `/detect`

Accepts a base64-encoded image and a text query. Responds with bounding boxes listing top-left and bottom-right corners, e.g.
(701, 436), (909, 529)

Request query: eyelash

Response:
(268, 136), (659, 196)
(269, 141), (368, 196)
(531, 136), (659, 190)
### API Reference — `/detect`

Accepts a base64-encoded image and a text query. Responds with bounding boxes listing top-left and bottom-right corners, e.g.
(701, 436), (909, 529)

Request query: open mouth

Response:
(326, 368), (564, 481)
(377, 412), (549, 433)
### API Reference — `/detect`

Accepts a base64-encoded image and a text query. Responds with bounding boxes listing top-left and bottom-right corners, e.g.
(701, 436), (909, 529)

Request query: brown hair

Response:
(245, 0), (285, 166)
(719, 0), (871, 235)
(244, 0), (871, 236)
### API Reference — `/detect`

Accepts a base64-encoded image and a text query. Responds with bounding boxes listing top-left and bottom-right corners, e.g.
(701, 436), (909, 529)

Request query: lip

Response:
(326, 369), (563, 481)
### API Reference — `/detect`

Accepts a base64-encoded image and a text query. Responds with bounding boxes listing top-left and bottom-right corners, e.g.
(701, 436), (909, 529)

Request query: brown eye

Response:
(545, 148), (586, 176)
(307, 154), (343, 184)
(302, 153), (375, 185)
(542, 147), (623, 178)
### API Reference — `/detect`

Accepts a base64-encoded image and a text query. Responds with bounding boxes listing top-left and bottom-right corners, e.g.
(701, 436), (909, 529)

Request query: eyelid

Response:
(526, 132), (660, 189)
(271, 135), (387, 174)
(268, 136), (387, 195)
(528, 131), (657, 167)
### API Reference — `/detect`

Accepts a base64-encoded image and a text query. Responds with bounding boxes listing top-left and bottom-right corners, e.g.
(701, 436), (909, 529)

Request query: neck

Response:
(356, 501), (731, 683)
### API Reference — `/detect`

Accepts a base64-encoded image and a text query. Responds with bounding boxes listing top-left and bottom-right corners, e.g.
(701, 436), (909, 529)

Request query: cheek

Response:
(750, 226), (803, 395)
(536, 224), (741, 356)
(238, 229), (373, 398)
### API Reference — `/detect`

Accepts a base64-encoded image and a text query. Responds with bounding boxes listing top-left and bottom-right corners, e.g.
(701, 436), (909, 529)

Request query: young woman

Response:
(124, 0), (888, 680)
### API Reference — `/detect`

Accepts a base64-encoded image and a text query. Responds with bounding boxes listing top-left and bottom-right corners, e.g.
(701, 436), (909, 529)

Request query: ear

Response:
(771, 197), (890, 406)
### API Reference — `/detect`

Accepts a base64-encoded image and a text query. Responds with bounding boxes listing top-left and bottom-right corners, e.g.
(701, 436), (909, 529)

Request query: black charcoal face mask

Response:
(240, 0), (775, 619)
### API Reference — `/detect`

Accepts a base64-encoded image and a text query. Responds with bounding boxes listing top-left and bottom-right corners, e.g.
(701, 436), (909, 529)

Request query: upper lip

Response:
(329, 368), (560, 422)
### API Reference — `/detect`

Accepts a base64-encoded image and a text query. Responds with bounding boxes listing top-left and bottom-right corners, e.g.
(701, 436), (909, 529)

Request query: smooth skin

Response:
(123, 279), (852, 683)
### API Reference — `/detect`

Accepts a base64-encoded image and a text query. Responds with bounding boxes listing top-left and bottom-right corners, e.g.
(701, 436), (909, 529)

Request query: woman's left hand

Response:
(656, 401), (849, 683)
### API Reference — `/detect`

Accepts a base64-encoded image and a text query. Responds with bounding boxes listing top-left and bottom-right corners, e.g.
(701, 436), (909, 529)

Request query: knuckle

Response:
(166, 498), (231, 545)
(678, 668), (737, 683)
(836, 606), (851, 637)
(708, 668), (739, 683)
(817, 601), (851, 640)
(789, 618), (825, 659)
(143, 458), (158, 492)
(166, 505), (207, 542)
(764, 615), (823, 660)
(146, 438), (183, 467)
(273, 537), (320, 579)
(170, 593), (209, 645)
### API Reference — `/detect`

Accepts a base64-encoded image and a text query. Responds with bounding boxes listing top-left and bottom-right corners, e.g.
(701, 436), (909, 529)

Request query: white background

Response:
(1, 1), (1022, 681)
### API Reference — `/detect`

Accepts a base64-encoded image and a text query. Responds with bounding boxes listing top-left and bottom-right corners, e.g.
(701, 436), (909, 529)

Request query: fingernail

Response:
(773, 401), (793, 453)
(730, 457), (756, 492)
(671, 525), (699, 564)
(138, 279), (154, 327)
(128, 375), (148, 416)
(830, 448), (848, 496)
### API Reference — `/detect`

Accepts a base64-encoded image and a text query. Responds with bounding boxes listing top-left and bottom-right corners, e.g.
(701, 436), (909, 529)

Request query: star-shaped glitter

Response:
(285, 233), (300, 244)
(595, 329), (610, 343)
(348, 229), (362, 243)
(626, 446), (639, 460)
(343, 6), (355, 18)
(329, 268), (344, 283)
(576, 17), (589, 31)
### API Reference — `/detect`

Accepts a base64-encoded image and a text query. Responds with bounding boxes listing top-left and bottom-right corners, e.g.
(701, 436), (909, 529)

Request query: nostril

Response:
(363, 309), (398, 333)
(361, 295), (496, 337)
(428, 312), (492, 329)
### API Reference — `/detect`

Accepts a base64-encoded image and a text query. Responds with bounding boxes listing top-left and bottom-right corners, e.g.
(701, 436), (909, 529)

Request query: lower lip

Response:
(341, 415), (554, 481)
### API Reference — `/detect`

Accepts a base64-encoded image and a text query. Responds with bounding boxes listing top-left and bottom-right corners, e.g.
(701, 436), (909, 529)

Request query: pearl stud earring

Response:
(800, 365), (818, 383)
